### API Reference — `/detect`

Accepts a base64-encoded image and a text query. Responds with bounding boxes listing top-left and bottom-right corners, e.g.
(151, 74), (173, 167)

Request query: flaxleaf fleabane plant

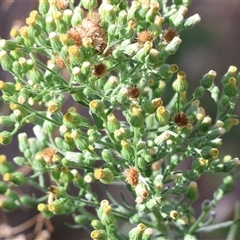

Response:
(0, 0), (240, 239)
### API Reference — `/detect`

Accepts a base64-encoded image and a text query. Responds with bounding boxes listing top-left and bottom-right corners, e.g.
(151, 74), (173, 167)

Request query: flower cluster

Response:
(0, 0), (239, 239)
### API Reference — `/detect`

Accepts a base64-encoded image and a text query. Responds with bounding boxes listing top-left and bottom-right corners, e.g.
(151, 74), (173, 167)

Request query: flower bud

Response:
(71, 7), (84, 26)
(82, 0), (98, 11)
(114, 127), (131, 141)
(0, 131), (12, 145)
(200, 70), (217, 89)
(184, 14), (201, 29)
(18, 132), (30, 153)
(199, 116), (212, 132)
(129, 223), (146, 240)
(60, 166), (74, 183)
(201, 146), (219, 160)
(19, 195), (37, 207)
(224, 77), (237, 97)
(0, 50), (13, 71)
(106, 113), (120, 132)
(39, 0), (49, 15)
(206, 128), (225, 140)
(165, 36), (182, 55)
(121, 140), (135, 161)
(172, 71), (188, 92)
(13, 156), (26, 166)
(0, 199), (18, 211)
(187, 181), (199, 202)
(129, 104), (144, 128)
(221, 66), (238, 85)
(101, 149), (115, 163)
(49, 32), (62, 51)
(155, 106), (170, 126)
(222, 157), (240, 173)
(142, 228), (153, 240)
(91, 219), (104, 230)
(0, 39), (17, 51)
(94, 168), (114, 184)
(143, 98), (163, 114)
(90, 230), (108, 240)
(3, 172), (25, 185)
(48, 198), (66, 214)
(192, 86), (205, 99)
(0, 181), (8, 194)
(63, 111), (82, 128)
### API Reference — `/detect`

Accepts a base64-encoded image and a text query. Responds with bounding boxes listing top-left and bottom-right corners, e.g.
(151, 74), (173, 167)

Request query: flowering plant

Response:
(0, 0), (240, 239)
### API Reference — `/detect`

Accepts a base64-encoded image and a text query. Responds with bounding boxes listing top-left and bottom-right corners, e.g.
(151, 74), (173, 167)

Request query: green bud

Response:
(142, 228), (153, 240)
(165, 36), (182, 55)
(129, 223), (146, 240)
(73, 215), (89, 225)
(155, 106), (170, 126)
(206, 128), (225, 140)
(221, 66), (238, 85)
(13, 156), (26, 166)
(0, 131), (12, 145)
(200, 70), (217, 89)
(55, 137), (75, 151)
(172, 71), (188, 92)
(71, 130), (89, 151)
(51, 167), (61, 181)
(193, 86), (205, 99)
(0, 50), (13, 71)
(82, 0), (98, 10)
(184, 14), (201, 29)
(90, 230), (108, 240)
(222, 175), (234, 193)
(46, 16), (56, 32)
(0, 39), (17, 50)
(187, 181), (199, 202)
(0, 199), (18, 211)
(162, 204), (179, 220)
(63, 111), (82, 128)
(94, 168), (114, 184)
(71, 7), (84, 26)
(201, 146), (219, 160)
(48, 198), (66, 214)
(62, 9), (73, 26)
(222, 157), (240, 173)
(91, 219), (104, 230)
(121, 140), (135, 161)
(38, 0), (49, 15)
(3, 172), (25, 185)
(114, 127), (129, 141)
(31, 158), (47, 172)
(88, 129), (101, 143)
(101, 149), (115, 163)
(60, 166), (74, 183)
(65, 151), (84, 164)
(183, 170), (200, 181)
(0, 181), (8, 194)
(19, 195), (37, 207)
(199, 116), (212, 132)
(18, 132), (30, 153)
(0, 115), (15, 126)
(49, 32), (62, 51)
(224, 77), (237, 97)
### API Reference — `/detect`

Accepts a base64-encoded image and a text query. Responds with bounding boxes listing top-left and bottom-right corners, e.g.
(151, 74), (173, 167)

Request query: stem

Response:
(226, 201), (240, 240)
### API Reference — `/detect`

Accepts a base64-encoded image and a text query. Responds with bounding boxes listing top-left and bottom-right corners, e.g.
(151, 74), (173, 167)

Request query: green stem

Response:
(226, 201), (240, 240)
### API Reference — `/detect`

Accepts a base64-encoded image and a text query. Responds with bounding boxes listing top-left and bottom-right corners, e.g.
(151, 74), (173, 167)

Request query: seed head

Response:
(124, 166), (139, 186)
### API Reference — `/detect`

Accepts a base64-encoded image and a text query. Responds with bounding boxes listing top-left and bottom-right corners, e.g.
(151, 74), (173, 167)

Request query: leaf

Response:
(196, 219), (240, 233)
(91, 112), (104, 129)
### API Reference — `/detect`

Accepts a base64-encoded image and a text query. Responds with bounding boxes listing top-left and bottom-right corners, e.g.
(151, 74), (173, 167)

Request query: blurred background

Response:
(0, 1), (240, 239)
